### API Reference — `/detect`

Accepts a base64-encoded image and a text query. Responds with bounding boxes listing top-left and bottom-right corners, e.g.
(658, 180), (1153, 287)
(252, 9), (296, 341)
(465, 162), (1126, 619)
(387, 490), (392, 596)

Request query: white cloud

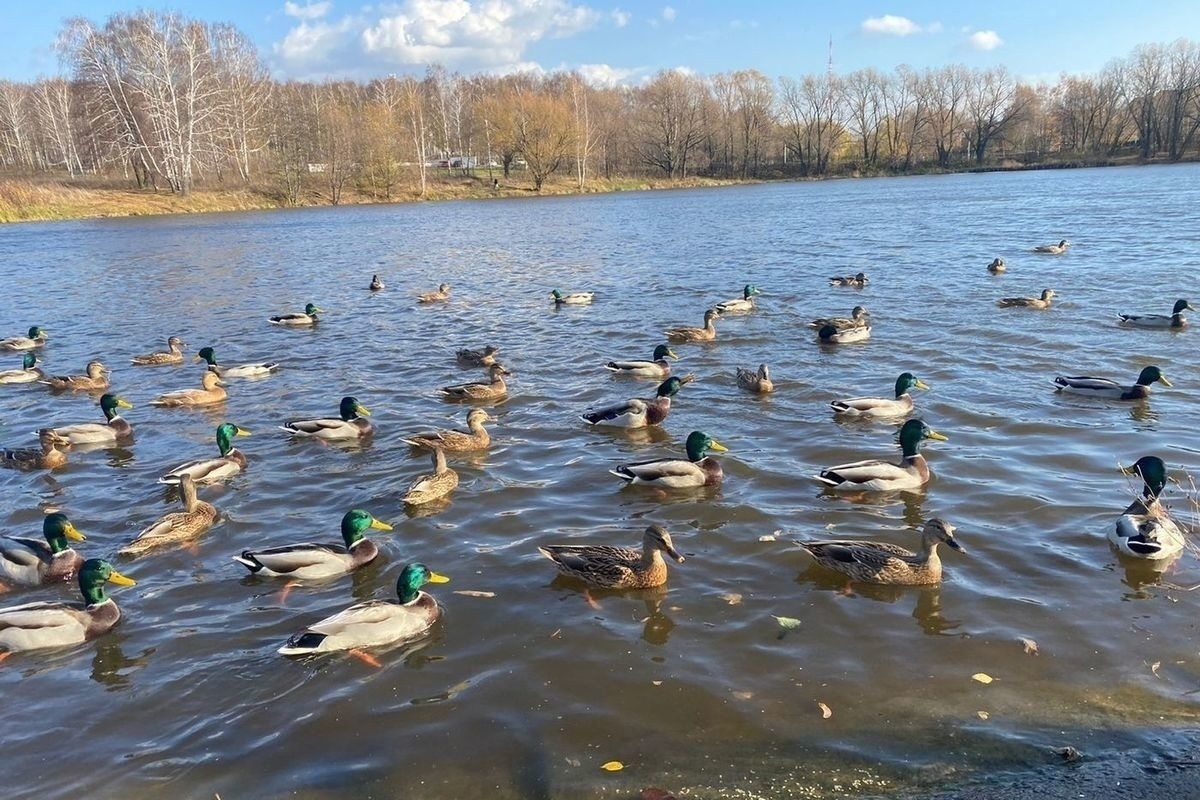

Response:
(968, 30), (1003, 50)
(284, 1), (331, 20)
(577, 63), (638, 86)
(861, 15), (921, 36)
(661, 6), (676, 22)
(611, 9), (630, 27)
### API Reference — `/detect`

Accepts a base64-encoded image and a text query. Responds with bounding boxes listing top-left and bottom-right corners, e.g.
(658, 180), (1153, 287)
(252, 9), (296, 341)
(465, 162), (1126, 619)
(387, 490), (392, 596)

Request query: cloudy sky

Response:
(4, 0), (1198, 84)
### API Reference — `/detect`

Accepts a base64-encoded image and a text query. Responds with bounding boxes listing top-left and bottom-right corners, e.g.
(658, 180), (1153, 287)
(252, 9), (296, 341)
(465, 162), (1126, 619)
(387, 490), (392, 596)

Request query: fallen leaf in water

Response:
(732, 690), (754, 700)
(601, 760), (625, 771)
(585, 591), (602, 611)
(720, 592), (743, 605)
(818, 702), (832, 719)
(977, 711), (989, 720)
(972, 673), (994, 684)
(348, 649), (382, 669)
(1151, 661), (1162, 677)
(641, 789), (679, 800)
(652, 680), (663, 686)
(453, 590), (496, 598)
(773, 615), (802, 629)
(564, 757), (581, 768)
(1020, 637), (1039, 655)
(550, 628), (562, 638)
(1055, 746), (1082, 762)
(758, 532), (778, 542)
(278, 580), (301, 605)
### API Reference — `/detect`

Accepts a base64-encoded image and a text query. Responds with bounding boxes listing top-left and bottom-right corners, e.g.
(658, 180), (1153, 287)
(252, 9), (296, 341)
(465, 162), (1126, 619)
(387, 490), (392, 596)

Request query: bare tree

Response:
(778, 73), (844, 175)
(843, 68), (886, 169)
(926, 65), (971, 168)
(510, 85), (575, 191)
(634, 70), (709, 178)
(965, 66), (1023, 164)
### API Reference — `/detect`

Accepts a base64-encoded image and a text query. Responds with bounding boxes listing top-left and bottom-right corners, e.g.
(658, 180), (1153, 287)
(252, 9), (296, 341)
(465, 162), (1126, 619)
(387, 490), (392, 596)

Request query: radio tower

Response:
(827, 34), (834, 76)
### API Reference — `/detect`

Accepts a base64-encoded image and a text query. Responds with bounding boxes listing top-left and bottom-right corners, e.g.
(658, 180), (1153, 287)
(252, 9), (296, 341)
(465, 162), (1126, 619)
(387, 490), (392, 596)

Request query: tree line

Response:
(0, 11), (1198, 202)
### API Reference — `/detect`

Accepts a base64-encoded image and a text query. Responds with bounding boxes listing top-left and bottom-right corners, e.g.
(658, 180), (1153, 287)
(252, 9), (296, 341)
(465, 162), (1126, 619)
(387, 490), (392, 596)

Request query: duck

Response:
(282, 396), (373, 440)
(582, 375), (694, 429)
(2, 429), (70, 470)
(269, 303), (323, 325)
(611, 430), (728, 488)
(159, 423), (251, 485)
(278, 562), (449, 656)
(0, 559), (135, 654)
(48, 393), (134, 444)
(418, 284), (451, 303)
(119, 474), (217, 557)
(1118, 299), (1196, 329)
(149, 369), (227, 407)
(195, 346), (279, 378)
(0, 353), (44, 384)
(551, 289), (595, 305)
(0, 326), (48, 352)
(403, 408), (493, 452)
(809, 306), (869, 330)
(736, 364), (774, 394)
(131, 336), (186, 366)
(1033, 239), (1070, 254)
(0, 513), (87, 587)
(715, 284), (761, 314)
(815, 418), (947, 492)
(234, 509), (393, 580)
(369, 275), (385, 291)
(831, 372), (929, 418)
(39, 360), (109, 391)
(538, 523), (684, 589)
(402, 448), (459, 506)
(829, 272), (868, 287)
(818, 323), (871, 343)
(998, 289), (1055, 309)
(605, 344), (678, 378)
(440, 364), (509, 401)
(456, 345), (501, 367)
(797, 518), (965, 586)
(987, 257), (1007, 273)
(1052, 365), (1170, 401)
(1112, 456), (1185, 560)
(665, 309), (720, 343)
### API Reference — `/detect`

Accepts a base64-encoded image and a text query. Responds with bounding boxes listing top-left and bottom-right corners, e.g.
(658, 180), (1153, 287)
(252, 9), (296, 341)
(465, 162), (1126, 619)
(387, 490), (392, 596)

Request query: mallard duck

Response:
(815, 418), (947, 492)
(2, 429), (70, 470)
(582, 375), (694, 428)
(809, 306), (869, 330)
(402, 448), (459, 506)
(0, 353), (44, 384)
(818, 324), (871, 343)
(736, 364), (774, 394)
(551, 289), (595, 305)
(49, 393), (133, 444)
(798, 518), (965, 585)
(159, 423), (250, 485)
(538, 523), (684, 589)
(605, 344), (678, 378)
(234, 509), (393, 580)
(120, 474), (217, 557)
(269, 303), (323, 325)
(829, 272), (868, 287)
(40, 360), (109, 391)
(278, 562), (449, 656)
(1033, 239), (1070, 254)
(195, 346), (279, 378)
(418, 284), (451, 303)
(131, 336), (186, 366)
(715, 284), (760, 314)
(149, 369), (227, 407)
(456, 345), (500, 367)
(1118, 299), (1196, 329)
(0, 326), (48, 351)
(998, 289), (1055, 308)
(0, 559), (134, 654)
(0, 513), (86, 587)
(1053, 365), (1170, 400)
(440, 364), (509, 401)
(1112, 456), (1186, 560)
(987, 257), (1007, 273)
(403, 408), (493, 452)
(611, 430), (728, 488)
(369, 275), (385, 291)
(282, 396), (373, 439)
(665, 309), (720, 343)
(831, 372), (929, 418)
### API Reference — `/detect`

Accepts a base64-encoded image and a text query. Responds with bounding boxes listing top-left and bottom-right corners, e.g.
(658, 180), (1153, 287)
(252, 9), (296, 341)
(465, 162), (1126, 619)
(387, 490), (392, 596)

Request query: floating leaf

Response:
(651, 680), (663, 686)
(601, 761), (625, 772)
(550, 628), (562, 638)
(732, 690), (754, 700)
(1020, 637), (1039, 655)
(564, 757), (581, 768)
(758, 532), (778, 542)
(720, 592), (743, 605)
(977, 710), (990, 720)
(453, 590), (496, 598)
(972, 672), (994, 684)
(773, 615), (802, 629)
(1151, 661), (1162, 677)
(1055, 746), (1082, 762)
(818, 702), (832, 719)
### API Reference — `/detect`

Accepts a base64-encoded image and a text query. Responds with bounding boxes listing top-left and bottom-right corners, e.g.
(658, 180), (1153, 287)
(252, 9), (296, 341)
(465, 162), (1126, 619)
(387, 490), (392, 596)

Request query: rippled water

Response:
(3, 165), (1200, 799)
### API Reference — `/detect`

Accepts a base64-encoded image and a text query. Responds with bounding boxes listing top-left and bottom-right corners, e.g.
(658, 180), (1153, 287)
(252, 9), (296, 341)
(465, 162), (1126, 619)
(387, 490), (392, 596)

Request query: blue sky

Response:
(4, 0), (1199, 84)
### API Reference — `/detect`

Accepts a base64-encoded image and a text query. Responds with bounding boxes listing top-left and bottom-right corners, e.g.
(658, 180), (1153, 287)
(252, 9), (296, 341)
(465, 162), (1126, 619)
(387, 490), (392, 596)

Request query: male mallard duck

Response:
(234, 509), (393, 580)
(736, 364), (774, 394)
(798, 518), (964, 586)
(0, 559), (134, 654)
(818, 324), (871, 343)
(831, 372), (929, 418)
(1033, 239), (1070, 254)
(605, 344), (678, 378)
(582, 375), (695, 429)
(270, 303), (323, 325)
(149, 369), (227, 407)
(195, 346), (279, 378)
(403, 408), (493, 452)
(131, 336), (186, 366)
(2, 429), (70, 470)
(611, 430), (728, 488)
(402, 448), (459, 506)
(1112, 456), (1186, 560)
(1053, 365), (1170, 401)
(998, 289), (1055, 309)
(278, 562), (449, 656)
(551, 289), (595, 305)
(456, 345), (500, 367)
(440, 363), (509, 401)
(829, 272), (868, 287)
(159, 423), (251, 485)
(815, 418), (947, 492)
(282, 396), (373, 439)
(49, 393), (133, 445)
(538, 523), (684, 589)
(809, 306), (869, 330)
(665, 309), (720, 343)
(1118, 299), (1196, 329)
(120, 474), (217, 557)
(715, 284), (761, 314)
(0, 326), (48, 351)
(0, 353), (44, 384)
(40, 360), (109, 391)
(418, 284), (451, 303)
(1, 513), (87, 587)
(987, 257), (1007, 273)
(369, 275), (385, 291)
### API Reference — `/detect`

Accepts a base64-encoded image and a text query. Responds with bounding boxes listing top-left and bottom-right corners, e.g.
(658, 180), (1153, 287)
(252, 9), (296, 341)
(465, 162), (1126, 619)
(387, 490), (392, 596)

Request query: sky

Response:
(3, 0), (1199, 85)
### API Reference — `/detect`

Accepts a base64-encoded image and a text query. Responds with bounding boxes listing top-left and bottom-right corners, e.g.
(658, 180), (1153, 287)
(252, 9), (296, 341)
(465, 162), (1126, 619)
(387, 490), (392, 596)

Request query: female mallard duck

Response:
(1033, 239), (1070, 254)
(40, 360), (109, 391)
(551, 289), (595, 305)
(269, 303), (323, 325)
(736, 364), (774, 394)
(998, 289), (1055, 309)
(278, 562), (449, 656)
(582, 375), (694, 429)
(119, 474), (217, 557)
(809, 306), (869, 330)
(816, 418), (947, 492)
(159, 422), (251, 485)
(282, 396), (373, 439)
(538, 523), (684, 589)
(1112, 456), (1186, 560)
(149, 369), (227, 407)
(0, 326), (48, 351)
(49, 393), (134, 444)
(1, 513), (87, 587)
(195, 346), (279, 378)
(818, 323), (871, 343)
(1053, 365), (1170, 401)
(131, 336), (186, 366)
(440, 364), (509, 401)
(234, 509), (393, 580)
(829, 272), (868, 287)
(0, 559), (135, 654)
(798, 518), (965, 585)
(418, 284), (451, 303)
(611, 430), (728, 488)
(715, 284), (760, 314)
(403, 408), (493, 452)
(831, 372), (929, 418)
(1118, 299), (1196, 329)
(0, 353), (44, 384)
(665, 309), (720, 343)
(456, 345), (500, 367)
(369, 275), (385, 291)
(987, 257), (1007, 273)
(402, 448), (459, 506)
(2, 429), (70, 470)
(605, 344), (678, 378)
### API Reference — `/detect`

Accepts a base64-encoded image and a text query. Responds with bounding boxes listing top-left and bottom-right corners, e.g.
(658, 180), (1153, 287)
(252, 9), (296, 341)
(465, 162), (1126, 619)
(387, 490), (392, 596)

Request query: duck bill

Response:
(947, 539), (966, 554)
(427, 572), (450, 584)
(370, 518), (394, 532)
(914, 379), (930, 391)
(666, 546), (685, 563)
(192, 355), (204, 362)
(356, 405), (372, 416)
(1159, 375), (1173, 387)
(1118, 463), (1138, 475)
(117, 398), (134, 409)
(64, 523), (87, 542)
(235, 427), (251, 436)
(666, 350), (679, 360)
(926, 430), (949, 442)
(107, 570), (137, 587)
(707, 440), (729, 453)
